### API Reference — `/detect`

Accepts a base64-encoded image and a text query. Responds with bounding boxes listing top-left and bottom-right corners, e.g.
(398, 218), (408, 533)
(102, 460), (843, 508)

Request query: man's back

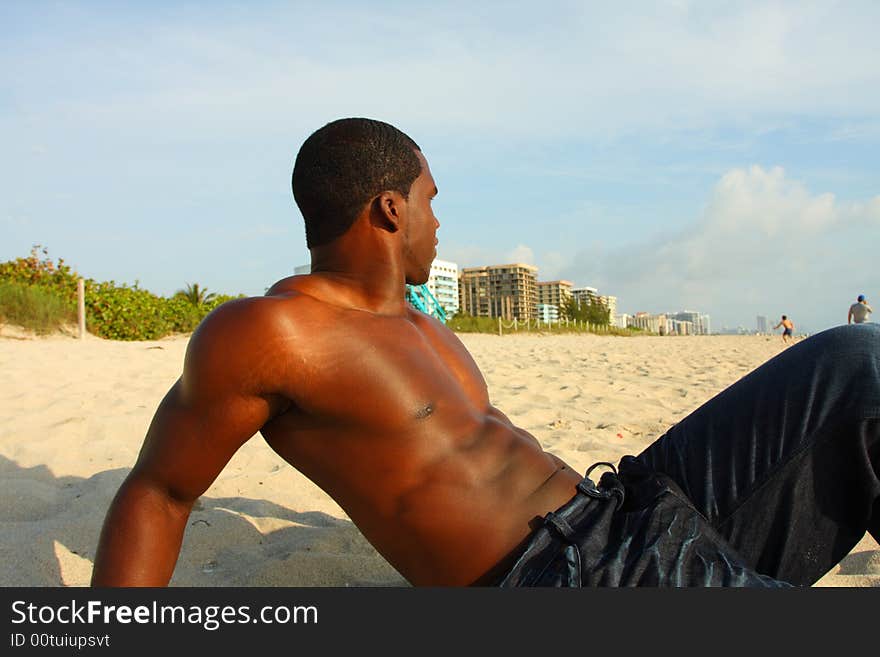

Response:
(849, 301), (872, 324)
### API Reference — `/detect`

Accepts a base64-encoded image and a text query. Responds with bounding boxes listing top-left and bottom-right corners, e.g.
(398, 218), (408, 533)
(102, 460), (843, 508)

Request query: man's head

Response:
(292, 118), (423, 249)
(858, 294), (866, 302)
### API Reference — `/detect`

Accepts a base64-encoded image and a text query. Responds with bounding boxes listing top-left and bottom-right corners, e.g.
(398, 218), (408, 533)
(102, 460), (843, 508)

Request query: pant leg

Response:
(632, 324), (880, 585)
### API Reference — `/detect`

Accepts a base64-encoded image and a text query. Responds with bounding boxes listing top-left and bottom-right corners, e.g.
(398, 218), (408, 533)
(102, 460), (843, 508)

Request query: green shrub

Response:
(0, 246), (250, 340)
(161, 294), (205, 334)
(446, 314), (501, 333)
(0, 280), (76, 334)
(83, 282), (171, 340)
(445, 312), (639, 336)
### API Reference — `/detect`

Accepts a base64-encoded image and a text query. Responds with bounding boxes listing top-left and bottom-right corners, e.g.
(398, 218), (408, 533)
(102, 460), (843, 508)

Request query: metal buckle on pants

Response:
(576, 462), (625, 510)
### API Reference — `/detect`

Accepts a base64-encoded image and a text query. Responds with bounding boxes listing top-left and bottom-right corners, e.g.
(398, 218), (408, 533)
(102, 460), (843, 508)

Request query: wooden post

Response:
(498, 317), (502, 336)
(514, 318), (518, 332)
(77, 278), (85, 339)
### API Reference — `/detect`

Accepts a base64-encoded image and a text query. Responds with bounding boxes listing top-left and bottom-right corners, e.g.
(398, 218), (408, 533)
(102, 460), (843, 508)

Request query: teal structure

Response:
(406, 284), (448, 323)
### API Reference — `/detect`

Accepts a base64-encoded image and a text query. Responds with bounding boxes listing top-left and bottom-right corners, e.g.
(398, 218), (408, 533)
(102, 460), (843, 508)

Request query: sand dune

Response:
(1, 326), (876, 586)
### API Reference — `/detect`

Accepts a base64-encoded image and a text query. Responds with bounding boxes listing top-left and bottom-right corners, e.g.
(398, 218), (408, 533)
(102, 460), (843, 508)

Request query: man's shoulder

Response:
(179, 285), (333, 400)
(196, 283), (331, 341)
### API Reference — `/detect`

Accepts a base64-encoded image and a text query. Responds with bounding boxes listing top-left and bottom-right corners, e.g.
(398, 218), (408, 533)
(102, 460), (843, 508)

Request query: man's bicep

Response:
(131, 380), (271, 504)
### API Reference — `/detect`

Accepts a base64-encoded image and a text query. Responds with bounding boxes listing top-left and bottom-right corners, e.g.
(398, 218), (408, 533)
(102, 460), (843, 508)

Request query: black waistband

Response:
(492, 462), (626, 586)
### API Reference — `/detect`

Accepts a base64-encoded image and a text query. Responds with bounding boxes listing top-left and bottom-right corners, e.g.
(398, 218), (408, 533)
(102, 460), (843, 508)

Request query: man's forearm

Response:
(91, 476), (192, 586)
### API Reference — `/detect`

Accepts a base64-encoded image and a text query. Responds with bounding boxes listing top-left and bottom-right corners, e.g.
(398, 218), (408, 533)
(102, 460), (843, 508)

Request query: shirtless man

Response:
(773, 315), (794, 343)
(92, 119), (880, 587)
(848, 294), (873, 324)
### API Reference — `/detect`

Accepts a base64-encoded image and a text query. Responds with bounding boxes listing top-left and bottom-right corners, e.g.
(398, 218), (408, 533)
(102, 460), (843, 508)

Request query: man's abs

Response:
(261, 405), (582, 586)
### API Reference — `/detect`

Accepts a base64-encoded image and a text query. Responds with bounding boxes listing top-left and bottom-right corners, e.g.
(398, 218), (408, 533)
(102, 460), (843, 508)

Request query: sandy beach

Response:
(1, 326), (877, 587)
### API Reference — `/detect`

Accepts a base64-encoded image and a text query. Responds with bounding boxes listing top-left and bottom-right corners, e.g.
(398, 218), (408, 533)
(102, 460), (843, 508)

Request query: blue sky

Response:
(2, 1), (878, 333)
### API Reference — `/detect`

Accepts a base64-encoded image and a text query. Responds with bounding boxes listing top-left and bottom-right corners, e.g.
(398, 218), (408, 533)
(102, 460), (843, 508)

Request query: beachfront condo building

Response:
(459, 263), (539, 321)
(570, 286), (598, 307)
(537, 280), (573, 317)
(427, 259), (460, 317)
(629, 312), (668, 334)
(571, 286), (616, 320)
(629, 311), (712, 335)
(667, 318), (696, 335)
(537, 303), (559, 322)
(669, 311), (711, 335)
(600, 295), (618, 319)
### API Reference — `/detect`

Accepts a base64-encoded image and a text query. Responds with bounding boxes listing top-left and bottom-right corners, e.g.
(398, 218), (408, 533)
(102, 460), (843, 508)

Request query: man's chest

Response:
(275, 314), (489, 428)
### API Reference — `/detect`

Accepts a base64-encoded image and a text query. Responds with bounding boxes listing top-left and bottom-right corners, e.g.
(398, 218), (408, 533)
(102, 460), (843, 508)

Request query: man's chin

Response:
(406, 270), (431, 286)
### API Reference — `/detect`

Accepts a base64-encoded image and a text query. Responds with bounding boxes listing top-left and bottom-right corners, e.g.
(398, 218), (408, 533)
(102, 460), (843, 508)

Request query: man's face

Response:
(402, 150), (440, 285)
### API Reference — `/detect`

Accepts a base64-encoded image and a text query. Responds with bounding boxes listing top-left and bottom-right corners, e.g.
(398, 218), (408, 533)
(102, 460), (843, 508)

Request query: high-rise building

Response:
(570, 286), (615, 322)
(670, 311), (711, 335)
(459, 263), (539, 321)
(537, 280), (572, 315)
(629, 312), (667, 334)
(599, 295), (617, 319)
(537, 303), (559, 322)
(426, 259), (460, 316)
(570, 286), (598, 308)
(757, 315), (768, 334)
(458, 267), (490, 318)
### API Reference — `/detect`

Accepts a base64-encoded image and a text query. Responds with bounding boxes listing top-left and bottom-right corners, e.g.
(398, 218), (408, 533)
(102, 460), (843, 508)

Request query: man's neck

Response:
(308, 250), (409, 316)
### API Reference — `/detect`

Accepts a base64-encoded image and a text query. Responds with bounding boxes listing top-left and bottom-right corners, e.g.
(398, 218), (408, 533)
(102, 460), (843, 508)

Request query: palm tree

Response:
(175, 282), (217, 306)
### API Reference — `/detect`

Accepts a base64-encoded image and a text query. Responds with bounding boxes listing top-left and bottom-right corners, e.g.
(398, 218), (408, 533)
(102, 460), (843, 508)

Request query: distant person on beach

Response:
(848, 295), (873, 324)
(92, 118), (880, 588)
(773, 315), (794, 344)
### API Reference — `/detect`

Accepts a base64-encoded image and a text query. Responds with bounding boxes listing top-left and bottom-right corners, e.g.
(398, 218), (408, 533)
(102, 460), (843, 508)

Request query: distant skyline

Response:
(2, 1), (878, 334)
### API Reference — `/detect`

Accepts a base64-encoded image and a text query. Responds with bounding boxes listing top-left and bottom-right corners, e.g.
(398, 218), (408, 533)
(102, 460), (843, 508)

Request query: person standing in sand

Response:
(91, 118), (880, 587)
(773, 315), (794, 344)
(848, 295), (873, 324)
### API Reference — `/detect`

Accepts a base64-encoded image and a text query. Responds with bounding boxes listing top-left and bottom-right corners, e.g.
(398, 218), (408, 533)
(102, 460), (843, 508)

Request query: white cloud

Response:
(5, 3), (879, 141)
(557, 166), (880, 331)
(505, 244), (535, 265)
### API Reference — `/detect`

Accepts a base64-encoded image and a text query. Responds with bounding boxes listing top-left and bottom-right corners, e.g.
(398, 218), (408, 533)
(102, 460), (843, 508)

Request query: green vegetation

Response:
(446, 312), (637, 336)
(446, 294), (631, 336)
(561, 296), (611, 326)
(0, 246), (244, 341)
(446, 314), (502, 333)
(0, 280), (76, 335)
(175, 282), (217, 306)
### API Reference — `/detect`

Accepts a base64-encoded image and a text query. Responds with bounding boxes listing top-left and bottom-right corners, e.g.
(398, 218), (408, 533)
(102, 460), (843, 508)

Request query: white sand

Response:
(1, 326), (876, 587)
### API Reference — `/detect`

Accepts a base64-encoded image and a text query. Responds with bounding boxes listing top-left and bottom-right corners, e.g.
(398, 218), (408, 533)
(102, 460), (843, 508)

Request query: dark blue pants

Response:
(498, 324), (880, 586)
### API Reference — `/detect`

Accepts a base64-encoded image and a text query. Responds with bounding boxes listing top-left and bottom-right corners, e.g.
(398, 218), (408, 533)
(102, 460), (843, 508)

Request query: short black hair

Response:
(292, 118), (422, 248)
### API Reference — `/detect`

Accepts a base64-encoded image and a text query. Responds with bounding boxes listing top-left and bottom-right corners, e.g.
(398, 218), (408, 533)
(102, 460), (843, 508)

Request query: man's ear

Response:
(371, 191), (405, 233)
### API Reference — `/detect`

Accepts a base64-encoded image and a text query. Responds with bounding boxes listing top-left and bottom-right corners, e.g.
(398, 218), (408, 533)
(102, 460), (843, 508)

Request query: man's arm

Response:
(848, 308), (853, 324)
(91, 301), (287, 586)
